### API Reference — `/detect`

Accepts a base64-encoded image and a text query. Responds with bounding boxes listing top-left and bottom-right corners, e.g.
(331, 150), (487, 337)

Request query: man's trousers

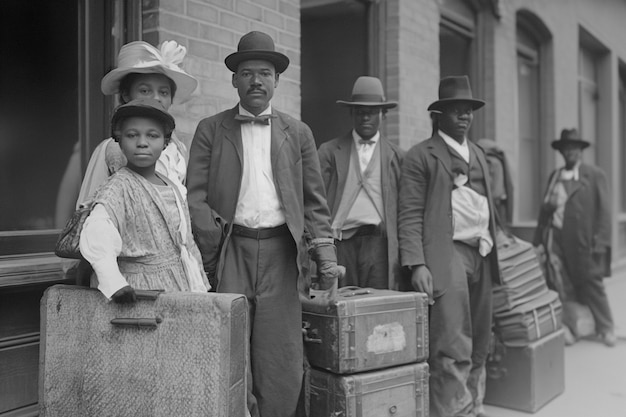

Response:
(429, 242), (492, 417)
(218, 230), (302, 417)
(336, 225), (388, 289)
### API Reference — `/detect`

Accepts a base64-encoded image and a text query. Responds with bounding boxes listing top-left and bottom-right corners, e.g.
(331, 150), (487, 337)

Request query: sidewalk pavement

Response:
(483, 268), (626, 417)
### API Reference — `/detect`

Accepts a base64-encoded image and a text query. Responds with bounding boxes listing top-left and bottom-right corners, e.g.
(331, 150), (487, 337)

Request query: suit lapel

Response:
(222, 107), (243, 164)
(334, 134), (352, 201)
(380, 138), (392, 219)
(428, 134), (454, 178)
(470, 141), (492, 193)
(270, 110), (288, 168)
(567, 165), (587, 199)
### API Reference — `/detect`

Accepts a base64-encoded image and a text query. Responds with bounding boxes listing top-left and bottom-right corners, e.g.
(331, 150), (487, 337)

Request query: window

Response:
(439, 1), (475, 79)
(515, 11), (552, 224)
(516, 20), (541, 222)
(619, 66), (626, 213)
(578, 47), (600, 165)
(0, 0), (140, 257)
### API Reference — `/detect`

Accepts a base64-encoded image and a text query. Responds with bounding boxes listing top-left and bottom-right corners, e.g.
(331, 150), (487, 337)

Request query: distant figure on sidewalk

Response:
(534, 128), (615, 347)
(318, 76), (404, 290)
(398, 75), (501, 417)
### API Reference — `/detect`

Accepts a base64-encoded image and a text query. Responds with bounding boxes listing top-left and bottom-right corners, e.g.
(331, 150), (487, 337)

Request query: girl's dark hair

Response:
(118, 73), (177, 104)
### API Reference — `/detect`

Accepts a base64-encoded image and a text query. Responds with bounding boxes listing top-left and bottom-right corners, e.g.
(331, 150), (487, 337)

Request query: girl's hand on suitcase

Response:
(111, 286), (137, 304)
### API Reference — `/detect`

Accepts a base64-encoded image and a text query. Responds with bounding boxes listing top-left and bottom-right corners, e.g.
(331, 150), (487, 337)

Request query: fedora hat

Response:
(551, 128), (590, 150)
(101, 41), (198, 104)
(427, 75), (485, 112)
(111, 98), (176, 139)
(225, 31), (290, 74)
(336, 76), (398, 109)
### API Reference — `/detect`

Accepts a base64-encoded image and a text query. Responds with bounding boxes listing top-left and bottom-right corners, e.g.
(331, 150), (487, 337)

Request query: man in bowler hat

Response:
(186, 31), (343, 417)
(534, 128), (614, 347)
(398, 75), (501, 417)
(318, 76), (404, 290)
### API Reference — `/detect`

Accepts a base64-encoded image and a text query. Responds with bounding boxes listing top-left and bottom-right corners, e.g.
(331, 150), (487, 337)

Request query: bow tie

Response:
(235, 114), (276, 125)
(359, 139), (375, 146)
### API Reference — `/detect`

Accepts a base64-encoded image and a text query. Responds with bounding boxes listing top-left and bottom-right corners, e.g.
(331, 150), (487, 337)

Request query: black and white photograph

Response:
(1, 0), (625, 416)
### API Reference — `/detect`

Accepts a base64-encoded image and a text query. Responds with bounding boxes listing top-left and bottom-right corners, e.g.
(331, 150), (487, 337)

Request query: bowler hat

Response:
(427, 75), (485, 112)
(101, 41), (198, 104)
(551, 128), (590, 150)
(225, 31), (290, 74)
(336, 76), (398, 109)
(111, 98), (176, 139)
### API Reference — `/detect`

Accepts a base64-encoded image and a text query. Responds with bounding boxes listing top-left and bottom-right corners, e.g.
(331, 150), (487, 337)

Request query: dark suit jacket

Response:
(317, 132), (405, 290)
(186, 106), (333, 279)
(397, 134), (501, 297)
(533, 163), (612, 279)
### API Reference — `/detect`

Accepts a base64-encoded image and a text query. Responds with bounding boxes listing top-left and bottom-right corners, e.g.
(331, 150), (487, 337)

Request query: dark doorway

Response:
(301, 0), (369, 147)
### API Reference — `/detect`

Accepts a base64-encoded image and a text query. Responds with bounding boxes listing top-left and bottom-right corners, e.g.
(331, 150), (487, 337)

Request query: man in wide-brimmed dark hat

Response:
(398, 75), (501, 417)
(187, 31), (343, 417)
(317, 76), (404, 290)
(534, 128), (614, 347)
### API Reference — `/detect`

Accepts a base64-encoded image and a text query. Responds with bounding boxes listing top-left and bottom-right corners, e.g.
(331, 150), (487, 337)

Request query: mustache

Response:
(247, 88), (266, 94)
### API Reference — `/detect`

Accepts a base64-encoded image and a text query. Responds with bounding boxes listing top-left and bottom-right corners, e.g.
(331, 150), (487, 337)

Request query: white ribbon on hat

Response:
(159, 40), (187, 67)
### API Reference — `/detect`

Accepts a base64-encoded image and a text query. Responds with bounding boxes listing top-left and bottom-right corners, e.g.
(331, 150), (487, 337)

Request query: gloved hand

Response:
(309, 238), (345, 301)
(411, 265), (434, 305)
(111, 285), (137, 304)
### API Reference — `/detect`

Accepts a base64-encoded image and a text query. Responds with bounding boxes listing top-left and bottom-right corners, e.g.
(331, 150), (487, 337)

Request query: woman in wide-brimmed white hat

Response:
(76, 40), (198, 205)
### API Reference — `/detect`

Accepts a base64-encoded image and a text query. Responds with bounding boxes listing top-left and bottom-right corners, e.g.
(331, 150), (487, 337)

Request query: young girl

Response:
(79, 98), (209, 303)
(76, 40), (197, 207)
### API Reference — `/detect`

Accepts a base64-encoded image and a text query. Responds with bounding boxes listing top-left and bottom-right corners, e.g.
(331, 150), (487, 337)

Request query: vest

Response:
(449, 146), (487, 197)
(331, 141), (384, 239)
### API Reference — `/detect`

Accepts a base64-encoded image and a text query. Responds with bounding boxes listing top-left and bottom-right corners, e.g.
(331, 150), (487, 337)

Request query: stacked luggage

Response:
(484, 233), (565, 412)
(302, 287), (430, 417)
(39, 285), (248, 417)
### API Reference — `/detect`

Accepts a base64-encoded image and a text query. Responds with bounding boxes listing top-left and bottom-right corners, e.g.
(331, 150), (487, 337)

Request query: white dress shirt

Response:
(233, 104), (286, 228)
(439, 129), (470, 163)
(353, 130), (380, 172)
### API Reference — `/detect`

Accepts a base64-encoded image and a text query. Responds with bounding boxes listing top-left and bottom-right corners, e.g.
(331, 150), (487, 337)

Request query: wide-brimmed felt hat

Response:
(111, 98), (176, 139)
(336, 76), (398, 109)
(428, 75), (485, 112)
(225, 31), (290, 74)
(101, 41), (198, 104)
(551, 128), (590, 150)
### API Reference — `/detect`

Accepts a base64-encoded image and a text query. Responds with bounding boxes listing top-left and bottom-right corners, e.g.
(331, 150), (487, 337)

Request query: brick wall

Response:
(386, 0), (440, 150)
(150, 0), (301, 147)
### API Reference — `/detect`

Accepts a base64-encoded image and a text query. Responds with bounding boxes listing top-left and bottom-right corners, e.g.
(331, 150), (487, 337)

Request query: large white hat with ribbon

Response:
(101, 41), (198, 103)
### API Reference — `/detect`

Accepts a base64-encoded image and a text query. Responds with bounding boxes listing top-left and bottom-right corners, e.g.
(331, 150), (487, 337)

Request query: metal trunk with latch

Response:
(302, 287), (428, 374)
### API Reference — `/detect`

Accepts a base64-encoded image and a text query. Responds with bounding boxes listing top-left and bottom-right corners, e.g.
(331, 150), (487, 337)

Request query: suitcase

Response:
(302, 287), (428, 374)
(493, 290), (562, 346)
(562, 300), (595, 338)
(309, 362), (429, 417)
(39, 285), (248, 417)
(484, 328), (565, 413)
(493, 233), (550, 314)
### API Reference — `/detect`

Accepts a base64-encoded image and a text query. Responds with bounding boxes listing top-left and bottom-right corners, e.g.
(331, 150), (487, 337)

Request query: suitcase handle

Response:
(338, 286), (371, 297)
(110, 317), (162, 328)
(302, 321), (322, 344)
(134, 289), (164, 300)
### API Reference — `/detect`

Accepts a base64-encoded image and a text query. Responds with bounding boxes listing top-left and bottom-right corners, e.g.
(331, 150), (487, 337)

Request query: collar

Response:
(560, 161), (581, 181)
(352, 130), (380, 146)
(439, 129), (469, 162)
(238, 103), (273, 117)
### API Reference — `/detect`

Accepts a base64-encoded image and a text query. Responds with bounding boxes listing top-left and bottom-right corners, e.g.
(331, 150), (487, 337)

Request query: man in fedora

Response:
(398, 75), (501, 417)
(318, 76), (404, 289)
(186, 31), (343, 417)
(533, 128), (614, 347)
